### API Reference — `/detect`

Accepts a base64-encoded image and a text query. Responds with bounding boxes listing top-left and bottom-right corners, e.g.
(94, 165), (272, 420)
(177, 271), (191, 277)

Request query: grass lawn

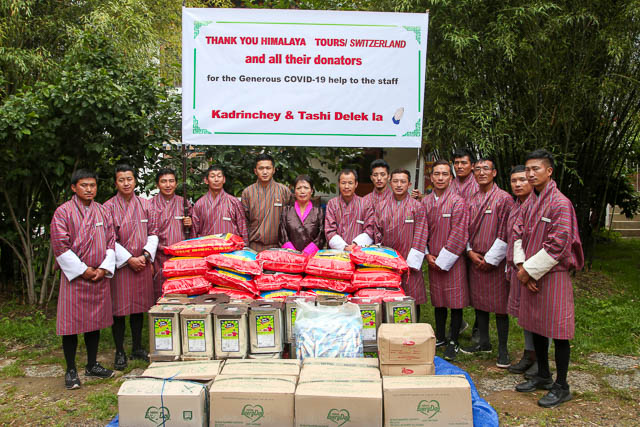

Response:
(0, 238), (638, 425)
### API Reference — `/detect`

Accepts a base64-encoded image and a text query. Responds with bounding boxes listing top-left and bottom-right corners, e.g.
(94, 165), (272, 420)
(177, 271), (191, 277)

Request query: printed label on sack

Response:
(256, 314), (275, 348)
(393, 306), (412, 323)
(186, 319), (206, 352)
(220, 320), (240, 352)
(361, 309), (377, 341)
(154, 318), (173, 351)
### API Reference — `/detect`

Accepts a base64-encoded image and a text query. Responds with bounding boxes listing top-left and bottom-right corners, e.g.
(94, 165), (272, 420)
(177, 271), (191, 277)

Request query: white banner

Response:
(182, 8), (428, 147)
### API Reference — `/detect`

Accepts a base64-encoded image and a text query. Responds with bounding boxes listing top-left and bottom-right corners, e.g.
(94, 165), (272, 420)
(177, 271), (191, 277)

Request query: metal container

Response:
(156, 295), (190, 305)
(213, 304), (249, 359)
(180, 304), (215, 360)
(316, 294), (348, 306)
(350, 297), (383, 345)
(191, 293), (230, 305)
(249, 301), (284, 354)
(284, 295), (316, 343)
(148, 304), (184, 362)
(363, 345), (379, 358)
(383, 296), (417, 323)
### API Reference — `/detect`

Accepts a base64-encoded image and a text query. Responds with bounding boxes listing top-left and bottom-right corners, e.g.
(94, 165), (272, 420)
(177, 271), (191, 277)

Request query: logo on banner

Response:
(392, 107), (404, 124)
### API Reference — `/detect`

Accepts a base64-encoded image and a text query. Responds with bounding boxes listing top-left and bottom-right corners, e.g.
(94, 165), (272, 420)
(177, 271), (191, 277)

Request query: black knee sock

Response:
(84, 330), (100, 368)
(62, 334), (78, 372)
(450, 309), (463, 344)
(533, 333), (551, 379)
(476, 309), (490, 346)
(112, 316), (126, 353)
(415, 304), (421, 322)
(554, 339), (570, 387)
(434, 307), (447, 341)
(496, 314), (509, 352)
(130, 313), (144, 351)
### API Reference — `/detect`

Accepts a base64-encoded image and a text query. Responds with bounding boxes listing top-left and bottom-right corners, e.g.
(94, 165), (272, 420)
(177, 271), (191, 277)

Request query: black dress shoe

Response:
(65, 368), (81, 390)
(538, 383), (572, 408)
(509, 352), (535, 374)
(130, 348), (150, 362)
(114, 351), (127, 371)
(515, 375), (554, 392)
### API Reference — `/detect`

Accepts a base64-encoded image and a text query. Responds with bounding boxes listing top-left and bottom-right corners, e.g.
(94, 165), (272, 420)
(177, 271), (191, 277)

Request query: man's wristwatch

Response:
(143, 251), (152, 262)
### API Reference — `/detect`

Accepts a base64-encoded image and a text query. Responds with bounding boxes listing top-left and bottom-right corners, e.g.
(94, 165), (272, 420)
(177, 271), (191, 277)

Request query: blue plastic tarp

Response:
(107, 356), (499, 427)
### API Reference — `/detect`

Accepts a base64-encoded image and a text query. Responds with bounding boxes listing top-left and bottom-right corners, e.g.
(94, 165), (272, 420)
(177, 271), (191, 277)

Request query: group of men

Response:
(52, 149), (582, 409)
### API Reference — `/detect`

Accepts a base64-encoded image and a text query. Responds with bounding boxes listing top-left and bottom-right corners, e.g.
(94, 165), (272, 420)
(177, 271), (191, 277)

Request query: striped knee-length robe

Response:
(506, 195), (532, 317)
(514, 180), (583, 339)
(241, 180), (292, 252)
(374, 194), (429, 304)
(324, 195), (375, 250)
(150, 193), (191, 300)
(51, 195), (115, 335)
(450, 175), (479, 204)
(192, 190), (248, 245)
(467, 183), (514, 314)
(104, 193), (158, 316)
(423, 187), (470, 309)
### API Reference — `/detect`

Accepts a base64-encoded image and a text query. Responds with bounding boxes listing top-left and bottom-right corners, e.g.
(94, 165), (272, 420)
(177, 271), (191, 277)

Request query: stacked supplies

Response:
(205, 248), (262, 298)
(255, 248), (308, 298)
(302, 249), (357, 293)
(378, 323), (436, 376)
(349, 245), (407, 293)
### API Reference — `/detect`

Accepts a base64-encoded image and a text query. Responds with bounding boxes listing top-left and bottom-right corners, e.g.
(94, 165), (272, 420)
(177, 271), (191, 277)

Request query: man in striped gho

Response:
(325, 168), (375, 251)
(51, 169), (116, 389)
(514, 149), (583, 408)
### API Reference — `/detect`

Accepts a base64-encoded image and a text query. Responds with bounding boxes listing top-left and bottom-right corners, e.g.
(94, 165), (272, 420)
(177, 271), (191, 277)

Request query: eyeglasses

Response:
(474, 166), (493, 173)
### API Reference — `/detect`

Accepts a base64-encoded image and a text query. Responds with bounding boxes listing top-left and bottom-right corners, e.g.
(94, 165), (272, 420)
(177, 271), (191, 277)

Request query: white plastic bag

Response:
(294, 301), (363, 360)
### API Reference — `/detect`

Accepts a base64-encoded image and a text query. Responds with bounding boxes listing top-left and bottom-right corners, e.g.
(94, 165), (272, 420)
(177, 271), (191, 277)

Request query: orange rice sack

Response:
(162, 257), (208, 278)
(349, 246), (408, 273)
(161, 276), (211, 296)
(304, 250), (354, 280)
(204, 268), (258, 296)
(254, 272), (304, 291)
(164, 233), (244, 257)
(256, 248), (308, 273)
(351, 267), (402, 289)
(354, 287), (406, 299)
(208, 287), (255, 300)
(205, 249), (262, 276)
(300, 275), (357, 293)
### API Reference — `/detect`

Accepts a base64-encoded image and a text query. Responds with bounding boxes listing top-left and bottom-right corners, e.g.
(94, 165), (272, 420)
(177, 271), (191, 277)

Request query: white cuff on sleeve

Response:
(328, 234), (348, 251)
(523, 248), (559, 281)
(98, 249), (116, 278)
(466, 242), (472, 252)
(406, 248), (425, 270)
(144, 235), (159, 261)
(484, 238), (508, 266)
(352, 232), (373, 247)
(513, 239), (526, 265)
(435, 247), (459, 272)
(115, 243), (133, 269)
(56, 250), (88, 281)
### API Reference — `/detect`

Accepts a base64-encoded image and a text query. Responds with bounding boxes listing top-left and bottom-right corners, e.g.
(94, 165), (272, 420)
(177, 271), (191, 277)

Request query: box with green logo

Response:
(382, 375), (472, 426)
(210, 375), (296, 427)
(118, 377), (209, 427)
(295, 378), (382, 427)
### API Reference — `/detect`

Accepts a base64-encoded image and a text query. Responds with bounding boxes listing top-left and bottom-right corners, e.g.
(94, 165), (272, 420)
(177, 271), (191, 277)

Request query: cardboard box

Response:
(377, 323), (435, 365)
(221, 359), (300, 377)
(383, 375), (473, 426)
(295, 378), (382, 427)
(380, 363), (435, 376)
(118, 378), (209, 426)
(300, 358), (380, 381)
(143, 360), (224, 382)
(210, 375), (296, 427)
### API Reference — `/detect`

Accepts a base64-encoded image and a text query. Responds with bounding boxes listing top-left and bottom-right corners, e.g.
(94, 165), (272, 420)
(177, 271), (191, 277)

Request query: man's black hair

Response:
(155, 168), (176, 183)
(338, 168), (359, 181)
(71, 169), (97, 185)
(205, 165), (225, 178)
(255, 153), (275, 168)
(525, 149), (555, 170)
(390, 168), (411, 181)
(114, 164), (135, 180)
(370, 159), (390, 174)
(452, 148), (476, 164)
(510, 165), (526, 175)
(475, 157), (496, 169)
(431, 159), (454, 175)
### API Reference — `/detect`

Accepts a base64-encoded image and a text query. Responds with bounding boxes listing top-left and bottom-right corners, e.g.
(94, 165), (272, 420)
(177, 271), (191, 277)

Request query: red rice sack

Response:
(254, 273), (304, 291)
(205, 249), (262, 276)
(256, 248), (308, 273)
(161, 276), (211, 296)
(204, 268), (258, 296)
(300, 275), (357, 293)
(354, 287), (406, 299)
(351, 267), (402, 289)
(164, 233), (244, 257)
(208, 286), (255, 300)
(304, 250), (354, 280)
(260, 289), (298, 300)
(162, 257), (208, 278)
(349, 246), (408, 273)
